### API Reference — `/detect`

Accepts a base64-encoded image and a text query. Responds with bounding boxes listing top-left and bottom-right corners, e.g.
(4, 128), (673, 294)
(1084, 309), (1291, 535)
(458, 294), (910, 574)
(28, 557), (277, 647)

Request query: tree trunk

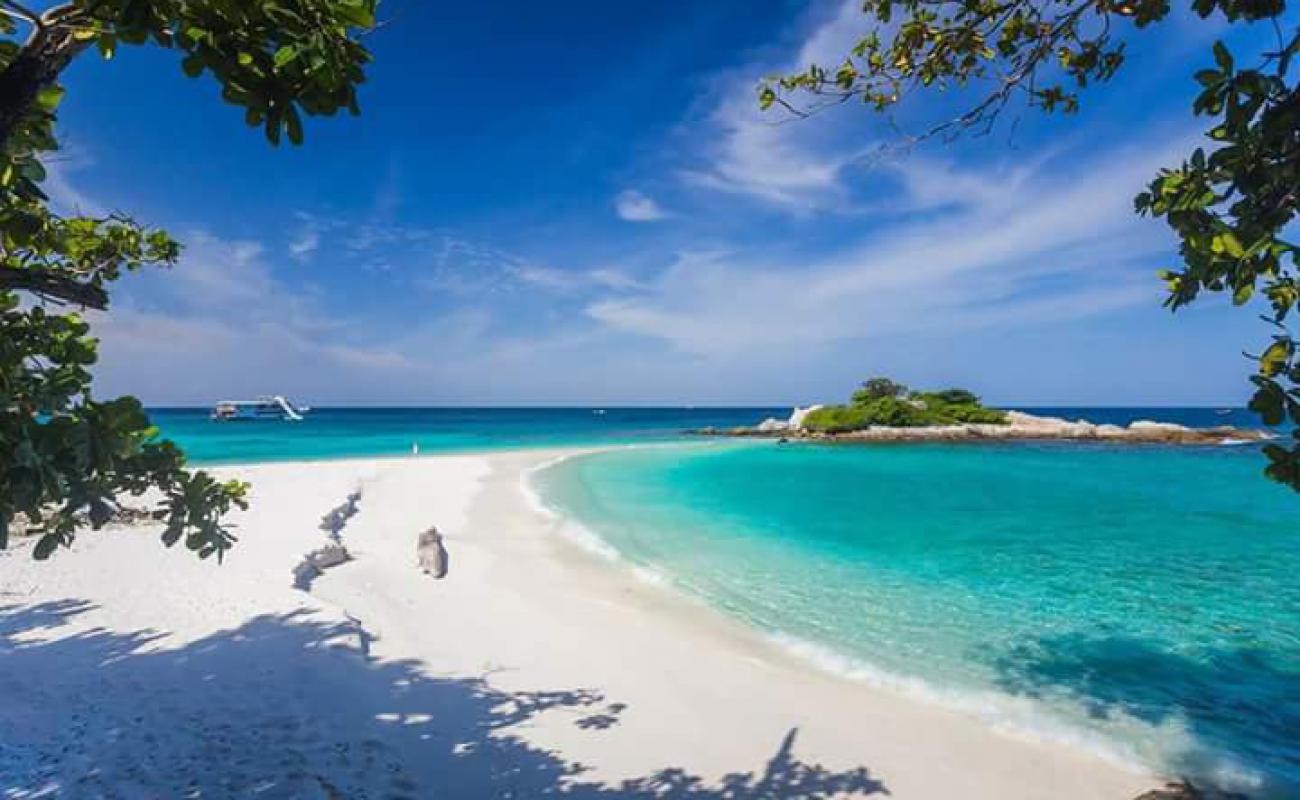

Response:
(0, 23), (90, 149)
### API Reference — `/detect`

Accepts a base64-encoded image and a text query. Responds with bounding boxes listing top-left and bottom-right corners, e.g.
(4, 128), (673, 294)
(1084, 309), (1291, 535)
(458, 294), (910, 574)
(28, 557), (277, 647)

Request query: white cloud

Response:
(587, 268), (645, 291)
(44, 153), (106, 218)
(409, 234), (645, 298)
(288, 222), (321, 261)
(614, 189), (670, 222)
(588, 136), (1183, 357)
(679, 0), (875, 210)
(92, 229), (413, 403)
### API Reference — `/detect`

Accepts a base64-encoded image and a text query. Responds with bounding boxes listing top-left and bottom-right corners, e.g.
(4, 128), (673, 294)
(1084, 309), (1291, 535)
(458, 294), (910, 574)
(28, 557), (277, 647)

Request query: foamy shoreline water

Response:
(529, 439), (1300, 797)
(0, 448), (1160, 798)
(519, 447), (1177, 792)
(521, 448), (1213, 789)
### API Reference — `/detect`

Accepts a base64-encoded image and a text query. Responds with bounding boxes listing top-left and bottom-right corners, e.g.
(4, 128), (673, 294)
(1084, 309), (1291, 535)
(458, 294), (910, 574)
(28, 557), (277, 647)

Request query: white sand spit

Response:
(0, 450), (1157, 798)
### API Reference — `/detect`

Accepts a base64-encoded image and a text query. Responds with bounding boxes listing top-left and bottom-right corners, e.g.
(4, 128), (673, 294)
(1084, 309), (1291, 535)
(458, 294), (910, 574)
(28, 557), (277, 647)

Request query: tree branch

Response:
(0, 268), (108, 309)
(0, 11), (92, 148)
(0, 1), (42, 27)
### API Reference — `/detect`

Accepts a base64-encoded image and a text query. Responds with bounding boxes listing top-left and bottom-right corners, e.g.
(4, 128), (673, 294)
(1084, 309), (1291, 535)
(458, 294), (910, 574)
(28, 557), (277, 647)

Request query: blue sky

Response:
(49, 0), (1283, 405)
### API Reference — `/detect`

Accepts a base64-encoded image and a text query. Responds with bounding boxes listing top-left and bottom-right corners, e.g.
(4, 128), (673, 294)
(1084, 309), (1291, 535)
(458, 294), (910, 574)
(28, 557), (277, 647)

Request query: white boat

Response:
(210, 396), (307, 422)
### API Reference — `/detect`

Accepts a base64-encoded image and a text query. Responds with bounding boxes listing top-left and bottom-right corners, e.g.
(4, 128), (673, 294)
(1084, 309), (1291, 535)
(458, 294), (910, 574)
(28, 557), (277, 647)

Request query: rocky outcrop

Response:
(1131, 780), (1248, 800)
(292, 543), (353, 590)
(318, 490), (362, 541)
(692, 410), (1272, 446)
(786, 405), (824, 430)
(417, 526), (448, 579)
(294, 489), (363, 590)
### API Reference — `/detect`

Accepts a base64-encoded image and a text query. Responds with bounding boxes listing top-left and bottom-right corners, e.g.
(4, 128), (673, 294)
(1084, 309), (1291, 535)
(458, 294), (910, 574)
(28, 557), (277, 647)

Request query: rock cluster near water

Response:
(293, 490), (363, 590)
(693, 409), (1272, 446)
(1131, 780), (1248, 800)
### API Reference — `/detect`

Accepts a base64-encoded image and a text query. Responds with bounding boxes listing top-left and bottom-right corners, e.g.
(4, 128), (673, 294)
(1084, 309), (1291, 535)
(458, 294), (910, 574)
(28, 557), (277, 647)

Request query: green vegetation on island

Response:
(802, 378), (1008, 434)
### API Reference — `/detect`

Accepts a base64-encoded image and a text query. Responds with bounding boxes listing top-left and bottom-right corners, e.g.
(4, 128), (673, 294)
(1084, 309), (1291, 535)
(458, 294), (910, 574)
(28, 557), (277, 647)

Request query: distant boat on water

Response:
(211, 396), (308, 422)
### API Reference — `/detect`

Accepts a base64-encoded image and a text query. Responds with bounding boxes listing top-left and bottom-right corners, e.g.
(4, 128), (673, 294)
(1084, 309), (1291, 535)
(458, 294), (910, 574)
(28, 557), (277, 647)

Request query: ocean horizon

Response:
(152, 405), (1267, 465)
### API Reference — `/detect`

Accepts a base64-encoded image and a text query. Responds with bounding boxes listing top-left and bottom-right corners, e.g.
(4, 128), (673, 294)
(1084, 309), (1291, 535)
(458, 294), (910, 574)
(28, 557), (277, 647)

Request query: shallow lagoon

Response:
(535, 438), (1300, 796)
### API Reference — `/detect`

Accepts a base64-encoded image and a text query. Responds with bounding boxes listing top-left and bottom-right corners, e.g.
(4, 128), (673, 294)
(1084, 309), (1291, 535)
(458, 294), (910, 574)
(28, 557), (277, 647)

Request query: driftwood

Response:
(417, 527), (448, 579)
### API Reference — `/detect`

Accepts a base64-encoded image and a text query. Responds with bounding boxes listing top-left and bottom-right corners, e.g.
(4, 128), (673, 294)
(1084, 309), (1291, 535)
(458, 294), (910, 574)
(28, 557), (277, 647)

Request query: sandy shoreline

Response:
(0, 448), (1159, 798)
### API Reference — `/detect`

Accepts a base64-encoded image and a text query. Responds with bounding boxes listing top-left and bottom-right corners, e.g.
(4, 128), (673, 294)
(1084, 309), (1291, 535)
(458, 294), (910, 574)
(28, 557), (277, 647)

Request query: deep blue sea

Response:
(154, 406), (1299, 796)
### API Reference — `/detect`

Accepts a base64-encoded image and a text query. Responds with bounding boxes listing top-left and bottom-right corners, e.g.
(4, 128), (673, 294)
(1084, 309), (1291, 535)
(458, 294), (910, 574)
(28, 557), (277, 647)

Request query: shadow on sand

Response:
(991, 632), (1299, 798)
(0, 599), (887, 798)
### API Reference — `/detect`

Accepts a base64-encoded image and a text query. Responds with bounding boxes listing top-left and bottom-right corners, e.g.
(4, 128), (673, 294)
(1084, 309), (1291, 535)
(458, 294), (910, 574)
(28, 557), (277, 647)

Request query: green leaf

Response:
(335, 1), (376, 28)
(1211, 231), (1245, 257)
(284, 105), (303, 145)
(1213, 41), (1233, 72)
(1263, 443), (1300, 490)
(1259, 341), (1292, 377)
(273, 45), (299, 68)
(1249, 379), (1288, 425)
(265, 114), (282, 146)
(35, 85), (65, 112)
(33, 533), (60, 561)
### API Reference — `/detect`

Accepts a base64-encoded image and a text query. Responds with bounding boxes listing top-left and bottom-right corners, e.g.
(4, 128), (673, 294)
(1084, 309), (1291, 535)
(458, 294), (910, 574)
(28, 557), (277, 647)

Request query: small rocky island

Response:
(693, 378), (1272, 446)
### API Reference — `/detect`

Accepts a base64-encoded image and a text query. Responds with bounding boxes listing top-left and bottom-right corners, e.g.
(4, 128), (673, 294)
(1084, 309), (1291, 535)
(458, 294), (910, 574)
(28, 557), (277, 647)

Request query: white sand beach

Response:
(0, 449), (1160, 799)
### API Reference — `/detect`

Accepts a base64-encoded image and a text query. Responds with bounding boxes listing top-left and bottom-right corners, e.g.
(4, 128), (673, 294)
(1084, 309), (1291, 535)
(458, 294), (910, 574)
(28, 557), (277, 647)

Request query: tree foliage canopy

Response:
(762, 0), (1300, 490)
(852, 376), (909, 403)
(806, 378), (1007, 432)
(0, 0), (376, 559)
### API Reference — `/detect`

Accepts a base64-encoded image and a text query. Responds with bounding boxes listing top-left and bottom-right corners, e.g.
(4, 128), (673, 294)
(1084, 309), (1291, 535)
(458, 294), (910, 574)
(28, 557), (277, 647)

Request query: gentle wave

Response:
(522, 447), (1272, 796)
(520, 444), (723, 570)
(767, 633), (1157, 775)
(765, 633), (1266, 795)
(519, 452), (580, 522)
(521, 451), (632, 564)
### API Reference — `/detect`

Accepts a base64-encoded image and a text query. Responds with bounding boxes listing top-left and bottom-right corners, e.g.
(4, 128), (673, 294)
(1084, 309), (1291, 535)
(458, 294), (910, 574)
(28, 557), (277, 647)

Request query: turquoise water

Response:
(152, 405), (1271, 465)
(154, 405), (1299, 793)
(149, 407), (783, 464)
(533, 438), (1300, 796)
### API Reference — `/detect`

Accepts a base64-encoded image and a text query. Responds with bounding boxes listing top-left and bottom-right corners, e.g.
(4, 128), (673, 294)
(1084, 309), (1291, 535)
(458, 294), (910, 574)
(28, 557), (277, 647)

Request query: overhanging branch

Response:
(0, 268), (108, 309)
